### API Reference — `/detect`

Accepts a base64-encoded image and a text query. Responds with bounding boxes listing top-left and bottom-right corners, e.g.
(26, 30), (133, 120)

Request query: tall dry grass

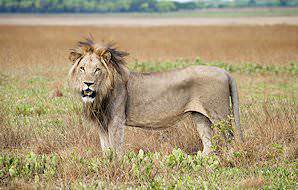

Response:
(0, 25), (297, 67)
(1, 92), (296, 166)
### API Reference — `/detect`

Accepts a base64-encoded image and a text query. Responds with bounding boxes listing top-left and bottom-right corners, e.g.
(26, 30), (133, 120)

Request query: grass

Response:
(0, 60), (297, 188)
(131, 59), (298, 74)
(0, 25), (297, 189)
(121, 7), (298, 18)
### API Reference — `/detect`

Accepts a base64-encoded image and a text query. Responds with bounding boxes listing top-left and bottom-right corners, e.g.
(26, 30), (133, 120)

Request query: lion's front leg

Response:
(107, 112), (127, 154)
(99, 123), (125, 154)
(99, 128), (111, 151)
(101, 83), (127, 154)
(108, 122), (125, 153)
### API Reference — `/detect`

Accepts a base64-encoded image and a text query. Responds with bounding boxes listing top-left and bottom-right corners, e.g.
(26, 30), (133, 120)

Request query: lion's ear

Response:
(69, 52), (82, 64)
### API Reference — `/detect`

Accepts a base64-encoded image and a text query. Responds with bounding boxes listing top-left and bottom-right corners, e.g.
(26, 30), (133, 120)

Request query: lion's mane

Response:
(68, 38), (129, 130)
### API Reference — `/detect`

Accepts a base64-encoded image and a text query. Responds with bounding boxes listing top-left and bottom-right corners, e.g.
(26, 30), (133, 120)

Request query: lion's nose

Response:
(84, 81), (94, 87)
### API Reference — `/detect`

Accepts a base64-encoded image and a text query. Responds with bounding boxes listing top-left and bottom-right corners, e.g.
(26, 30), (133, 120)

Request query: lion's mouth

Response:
(81, 88), (96, 102)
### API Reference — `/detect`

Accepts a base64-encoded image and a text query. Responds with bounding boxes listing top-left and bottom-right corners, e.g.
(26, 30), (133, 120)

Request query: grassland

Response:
(0, 25), (297, 189)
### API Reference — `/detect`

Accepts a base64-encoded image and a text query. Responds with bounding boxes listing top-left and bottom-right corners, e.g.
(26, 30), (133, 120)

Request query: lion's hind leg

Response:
(192, 112), (213, 156)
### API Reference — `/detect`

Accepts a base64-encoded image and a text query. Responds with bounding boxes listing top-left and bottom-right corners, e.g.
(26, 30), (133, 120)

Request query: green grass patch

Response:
(130, 59), (298, 74)
(1, 149), (296, 189)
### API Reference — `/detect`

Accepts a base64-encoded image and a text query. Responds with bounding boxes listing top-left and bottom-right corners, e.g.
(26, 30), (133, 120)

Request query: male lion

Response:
(68, 38), (243, 156)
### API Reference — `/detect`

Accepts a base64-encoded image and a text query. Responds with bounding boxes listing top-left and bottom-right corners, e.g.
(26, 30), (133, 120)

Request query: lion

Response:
(68, 38), (243, 156)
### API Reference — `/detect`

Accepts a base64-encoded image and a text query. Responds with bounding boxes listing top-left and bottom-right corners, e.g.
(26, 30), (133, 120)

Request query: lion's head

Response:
(68, 38), (129, 104)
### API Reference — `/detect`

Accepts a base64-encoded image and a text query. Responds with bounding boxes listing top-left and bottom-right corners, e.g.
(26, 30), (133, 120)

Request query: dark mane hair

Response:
(71, 37), (129, 67)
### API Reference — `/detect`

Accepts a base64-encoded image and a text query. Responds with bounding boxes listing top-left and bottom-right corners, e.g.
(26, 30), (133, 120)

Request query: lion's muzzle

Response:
(81, 88), (96, 103)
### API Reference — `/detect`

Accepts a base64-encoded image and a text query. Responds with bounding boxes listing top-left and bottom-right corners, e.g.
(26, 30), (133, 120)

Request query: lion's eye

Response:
(95, 68), (101, 73)
(80, 67), (85, 72)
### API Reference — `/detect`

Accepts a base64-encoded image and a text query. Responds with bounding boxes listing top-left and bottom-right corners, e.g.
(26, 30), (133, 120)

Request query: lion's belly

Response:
(125, 84), (189, 128)
(125, 66), (231, 128)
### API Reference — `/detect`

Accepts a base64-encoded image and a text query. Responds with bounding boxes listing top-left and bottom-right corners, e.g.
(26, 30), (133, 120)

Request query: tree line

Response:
(0, 0), (296, 13)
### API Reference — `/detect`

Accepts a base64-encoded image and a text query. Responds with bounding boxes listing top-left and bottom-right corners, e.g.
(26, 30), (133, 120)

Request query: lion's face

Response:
(69, 53), (111, 103)
(68, 39), (128, 104)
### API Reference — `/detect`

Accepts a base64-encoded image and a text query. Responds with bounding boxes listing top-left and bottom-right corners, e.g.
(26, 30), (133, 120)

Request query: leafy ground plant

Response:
(0, 148), (296, 189)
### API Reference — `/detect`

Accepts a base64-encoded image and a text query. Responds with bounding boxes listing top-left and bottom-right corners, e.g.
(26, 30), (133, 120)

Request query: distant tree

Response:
(279, 0), (288, 6)
(19, 0), (33, 12)
(113, 0), (131, 12)
(156, 1), (176, 12)
(0, 0), (296, 13)
(2, 0), (19, 12)
(175, 1), (198, 10)
(248, 0), (256, 6)
(140, 2), (149, 11)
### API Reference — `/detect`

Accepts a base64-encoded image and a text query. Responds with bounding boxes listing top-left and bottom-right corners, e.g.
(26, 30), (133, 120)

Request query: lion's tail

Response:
(228, 74), (244, 142)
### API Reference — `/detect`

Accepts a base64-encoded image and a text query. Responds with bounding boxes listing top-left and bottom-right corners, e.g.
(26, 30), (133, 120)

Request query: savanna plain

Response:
(0, 24), (297, 189)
